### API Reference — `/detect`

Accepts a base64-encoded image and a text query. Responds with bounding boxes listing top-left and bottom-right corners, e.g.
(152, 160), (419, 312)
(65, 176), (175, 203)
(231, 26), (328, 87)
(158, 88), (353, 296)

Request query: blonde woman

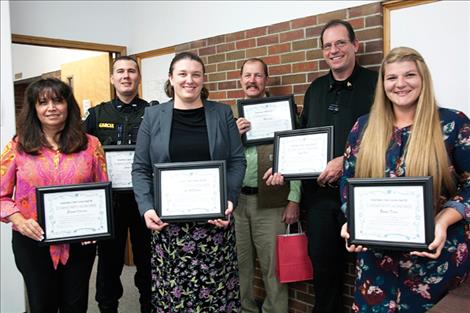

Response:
(340, 47), (470, 312)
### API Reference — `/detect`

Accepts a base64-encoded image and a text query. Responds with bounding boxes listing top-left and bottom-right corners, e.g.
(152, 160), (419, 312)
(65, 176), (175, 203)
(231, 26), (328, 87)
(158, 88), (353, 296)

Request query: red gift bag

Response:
(276, 222), (314, 283)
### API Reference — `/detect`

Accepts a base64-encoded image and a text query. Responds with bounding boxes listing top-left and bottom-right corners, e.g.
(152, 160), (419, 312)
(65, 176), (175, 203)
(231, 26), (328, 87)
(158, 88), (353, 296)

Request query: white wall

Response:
(390, 1), (470, 116)
(1, 1), (26, 312)
(128, 1), (375, 54)
(10, 1), (133, 48)
(13, 44), (106, 80)
(10, 1), (376, 55)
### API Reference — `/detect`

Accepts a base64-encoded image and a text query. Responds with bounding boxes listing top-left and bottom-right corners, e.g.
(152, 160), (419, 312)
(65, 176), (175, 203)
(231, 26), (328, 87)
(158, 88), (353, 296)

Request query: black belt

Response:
(241, 186), (258, 195)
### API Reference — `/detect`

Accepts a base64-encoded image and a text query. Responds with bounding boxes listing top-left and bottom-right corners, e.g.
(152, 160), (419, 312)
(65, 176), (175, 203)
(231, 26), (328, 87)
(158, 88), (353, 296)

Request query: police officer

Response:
(84, 56), (151, 313)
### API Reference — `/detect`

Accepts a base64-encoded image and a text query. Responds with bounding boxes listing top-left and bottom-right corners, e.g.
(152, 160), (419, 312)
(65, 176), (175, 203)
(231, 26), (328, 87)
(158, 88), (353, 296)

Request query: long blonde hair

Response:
(355, 47), (455, 208)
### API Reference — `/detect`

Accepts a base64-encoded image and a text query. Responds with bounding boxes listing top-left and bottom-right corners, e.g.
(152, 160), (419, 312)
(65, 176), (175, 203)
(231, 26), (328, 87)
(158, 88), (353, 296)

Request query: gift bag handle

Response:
(285, 222), (303, 235)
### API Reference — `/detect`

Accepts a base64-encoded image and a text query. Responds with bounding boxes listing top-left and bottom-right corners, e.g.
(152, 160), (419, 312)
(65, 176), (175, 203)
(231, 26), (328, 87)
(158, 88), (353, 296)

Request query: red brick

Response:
(282, 74), (306, 85)
(347, 17), (365, 30)
(296, 290), (315, 303)
(349, 2), (382, 18)
(295, 95), (304, 108)
(294, 83), (310, 95)
(289, 299), (308, 311)
(281, 51), (305, 63)
(209, 91), (226, 99)
(306, 49), (324, 61)
(236, 38), (256, 49)
(268, 21), (291, 34)
(269, 85), (293, 96)
(269, 42), (291, 55)
(269, 64), (292, 76)
(227, 70), (240, 80)
(358, 52), (383, 66)
(205, 64), (217, 74)
(226, 50), (245, 61)
(308, 71), (326, 82)
(224, 99), (236, 106)
(280, 29), (304, 43)
(246, 26), (267, 38)
(176, 42), (191, 51)
(216, 42), (235, 53)
(356, 27), (382, 42)
(246, 46), (267, 58)
(365, 40), (383, 53)
(218, 81), (237, 90)
(318, 9), (347, 24)
(208, 72), (226, 82)
(208, 54), (226, 64)
(190, 39), (207, 49)
(227, 90), (245, 99)
(205, 82), (217, 91)
(293, 61), (317, 73)
(198, 46), (216, 56)
(227, 30), (246, 42)
(291, 15), (317, 29)
(207, 35), (226, 46)
(366, 14), (383, 27)
(293, 39), (317, 51)
(306, 25), (323, 38)
(257, 34), (279, 46)
(263, 55), (281, 65)
(268, 76), (281, 86)
(217, 61), (236, 71)
(290, 282), (308, 292)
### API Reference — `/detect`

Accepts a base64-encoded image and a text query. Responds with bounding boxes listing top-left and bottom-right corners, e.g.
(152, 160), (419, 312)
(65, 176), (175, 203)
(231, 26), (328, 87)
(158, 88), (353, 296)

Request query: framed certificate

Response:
(237, 95), (297, 146)
(104, 145), (135, 191)
(153, 160), (227, 222)
(36, 182), (113, 244)
(347, 176), (434, 250)
(273, 126), (333, 180)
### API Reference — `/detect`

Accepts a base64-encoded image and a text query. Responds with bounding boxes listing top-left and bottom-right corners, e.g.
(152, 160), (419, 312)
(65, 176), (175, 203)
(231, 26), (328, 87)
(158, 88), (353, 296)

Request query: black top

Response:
(300, 65), (378, 157)
(169, 107), (211, 162)
(83, 96), (148, 145)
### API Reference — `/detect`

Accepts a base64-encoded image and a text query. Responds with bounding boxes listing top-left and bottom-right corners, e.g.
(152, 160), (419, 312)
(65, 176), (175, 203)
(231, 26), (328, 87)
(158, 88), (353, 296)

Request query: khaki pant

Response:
(234, 193), (288, 313)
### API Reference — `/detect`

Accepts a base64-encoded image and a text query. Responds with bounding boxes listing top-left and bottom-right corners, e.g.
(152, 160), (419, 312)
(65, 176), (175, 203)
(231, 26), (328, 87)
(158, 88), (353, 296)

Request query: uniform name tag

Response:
(98, 123), (115, 129)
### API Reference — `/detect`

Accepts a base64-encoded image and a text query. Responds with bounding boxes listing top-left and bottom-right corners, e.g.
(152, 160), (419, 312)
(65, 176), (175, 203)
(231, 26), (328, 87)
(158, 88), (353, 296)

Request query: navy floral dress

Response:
(340, 108), (470, 312)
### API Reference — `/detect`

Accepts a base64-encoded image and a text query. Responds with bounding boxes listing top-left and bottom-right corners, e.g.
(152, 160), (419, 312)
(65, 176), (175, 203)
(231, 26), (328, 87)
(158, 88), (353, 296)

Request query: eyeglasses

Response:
(322, 40), (350, 51)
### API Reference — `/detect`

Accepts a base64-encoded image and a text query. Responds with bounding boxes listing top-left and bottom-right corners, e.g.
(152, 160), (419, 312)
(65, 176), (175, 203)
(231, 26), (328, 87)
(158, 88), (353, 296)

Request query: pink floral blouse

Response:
(1, 134), (108, 268)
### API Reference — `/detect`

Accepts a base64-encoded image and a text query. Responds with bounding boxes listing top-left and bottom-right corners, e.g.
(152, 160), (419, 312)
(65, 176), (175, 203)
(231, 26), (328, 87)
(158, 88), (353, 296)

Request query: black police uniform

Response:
(84, 97), (151, 313)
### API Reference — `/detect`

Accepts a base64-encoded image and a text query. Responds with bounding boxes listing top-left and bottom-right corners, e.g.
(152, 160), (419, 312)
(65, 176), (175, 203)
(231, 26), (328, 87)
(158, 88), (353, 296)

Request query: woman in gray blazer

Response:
(132, 52), (246, 312)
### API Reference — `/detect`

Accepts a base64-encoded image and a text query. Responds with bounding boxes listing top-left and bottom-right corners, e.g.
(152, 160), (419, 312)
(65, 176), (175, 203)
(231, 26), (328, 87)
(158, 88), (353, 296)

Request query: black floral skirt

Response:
(151, 222), (240, 312)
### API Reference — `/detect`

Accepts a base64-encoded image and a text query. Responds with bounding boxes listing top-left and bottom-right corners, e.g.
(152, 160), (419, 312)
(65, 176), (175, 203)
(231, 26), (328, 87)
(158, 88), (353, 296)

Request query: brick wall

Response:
(174, 2), (383, 312)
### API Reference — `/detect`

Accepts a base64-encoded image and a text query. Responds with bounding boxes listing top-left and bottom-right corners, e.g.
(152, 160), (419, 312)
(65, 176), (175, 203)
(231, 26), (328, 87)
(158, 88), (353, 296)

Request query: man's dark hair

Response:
(320, 19), (356, 48)
(17, 78), (88, 154)
(240, 58), (269, 77)
(164, 51), (209, 101)
(112, 55), (141, 75)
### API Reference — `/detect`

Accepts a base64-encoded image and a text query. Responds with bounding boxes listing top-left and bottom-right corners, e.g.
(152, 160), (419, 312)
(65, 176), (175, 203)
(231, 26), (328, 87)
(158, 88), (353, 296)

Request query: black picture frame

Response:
(237, 94), (297, 146)
(36, 182), (113, 245)
(273, 126), (333, 180)
(103, 145), (135, 191)
(347, 176), (434, 251)
(153, 160), (227, 222)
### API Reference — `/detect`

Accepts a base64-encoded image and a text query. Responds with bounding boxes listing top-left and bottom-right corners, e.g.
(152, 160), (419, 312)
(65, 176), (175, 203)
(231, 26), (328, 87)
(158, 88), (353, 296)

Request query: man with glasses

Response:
(235, 58), (301, 313)
(300, 20), (377, 313)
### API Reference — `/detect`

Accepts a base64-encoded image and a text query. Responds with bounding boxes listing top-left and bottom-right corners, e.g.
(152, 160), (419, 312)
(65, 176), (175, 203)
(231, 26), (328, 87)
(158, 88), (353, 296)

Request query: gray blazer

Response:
(131, 100), (246, 216)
